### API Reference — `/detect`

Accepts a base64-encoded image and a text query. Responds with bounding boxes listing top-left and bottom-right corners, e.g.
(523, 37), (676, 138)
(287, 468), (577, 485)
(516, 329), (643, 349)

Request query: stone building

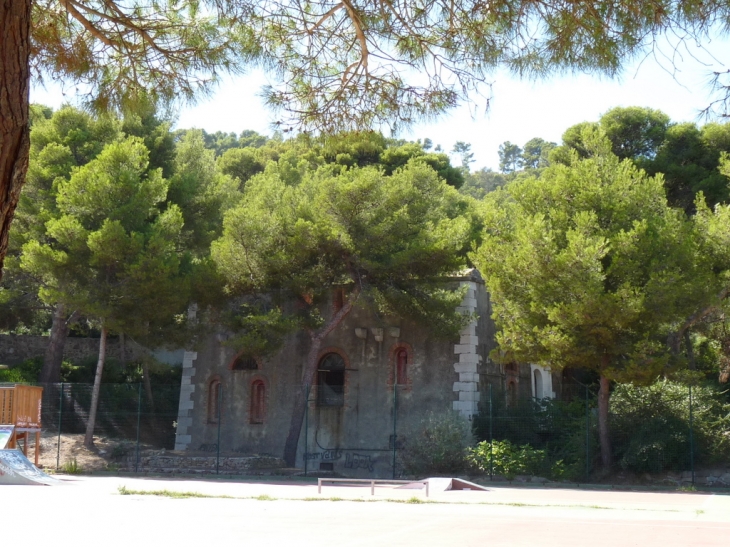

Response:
(174, 270), (558, 477)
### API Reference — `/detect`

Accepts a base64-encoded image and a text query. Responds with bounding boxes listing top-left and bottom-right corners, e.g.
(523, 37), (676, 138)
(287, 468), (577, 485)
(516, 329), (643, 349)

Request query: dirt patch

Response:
(22, 432), (157, 473)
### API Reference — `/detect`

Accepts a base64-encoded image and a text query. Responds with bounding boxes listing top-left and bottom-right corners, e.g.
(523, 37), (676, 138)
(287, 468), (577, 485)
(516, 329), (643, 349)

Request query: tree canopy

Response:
(473, 128), (730, 467)
(212, 157), (479, 465)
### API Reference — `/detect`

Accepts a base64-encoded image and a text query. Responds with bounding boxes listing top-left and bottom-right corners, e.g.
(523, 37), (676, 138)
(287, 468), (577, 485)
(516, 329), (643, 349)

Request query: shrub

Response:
(399, 411), (473, 476)
(467, 440), (565, 480)
(0, 357), (43, 383)
(610, 380), (730, 473)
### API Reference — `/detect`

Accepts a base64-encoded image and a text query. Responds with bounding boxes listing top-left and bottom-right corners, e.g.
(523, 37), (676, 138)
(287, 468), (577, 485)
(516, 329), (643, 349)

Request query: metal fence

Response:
(6, 379), (727, 484)
(473, 382), (730, 486)
(27, 382), (180, 472)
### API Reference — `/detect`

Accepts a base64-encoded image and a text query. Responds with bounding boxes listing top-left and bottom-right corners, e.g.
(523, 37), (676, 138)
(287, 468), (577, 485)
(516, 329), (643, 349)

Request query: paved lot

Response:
(4, 476), (730, 546)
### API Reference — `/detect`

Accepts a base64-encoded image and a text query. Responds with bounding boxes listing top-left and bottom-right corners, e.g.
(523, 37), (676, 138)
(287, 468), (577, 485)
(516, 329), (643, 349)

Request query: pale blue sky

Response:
(31, 35), (729, 171)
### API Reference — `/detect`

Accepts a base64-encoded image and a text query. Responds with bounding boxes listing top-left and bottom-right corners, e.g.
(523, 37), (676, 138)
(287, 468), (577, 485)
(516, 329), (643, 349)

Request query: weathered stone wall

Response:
(177, 271), (537, 478)
(124, 453), (286, 474)
(0, 334), (148, 366)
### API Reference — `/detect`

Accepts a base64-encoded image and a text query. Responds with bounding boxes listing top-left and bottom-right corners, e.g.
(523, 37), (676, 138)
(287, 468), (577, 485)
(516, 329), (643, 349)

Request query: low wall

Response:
(124, 454), (287, 474)
(0, 334), (147, 366)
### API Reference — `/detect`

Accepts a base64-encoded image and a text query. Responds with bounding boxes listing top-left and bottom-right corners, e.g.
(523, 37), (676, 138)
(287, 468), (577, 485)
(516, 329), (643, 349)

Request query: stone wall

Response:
(177, 270), (536, 478)
(124, 453), (286, 474)
(0, 334), (148, 366)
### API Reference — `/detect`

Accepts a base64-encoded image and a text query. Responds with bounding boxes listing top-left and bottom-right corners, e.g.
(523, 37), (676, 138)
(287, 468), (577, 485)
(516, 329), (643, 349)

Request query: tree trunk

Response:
(84, 326), (108, 449)
(282, 335), (323, 467)
(282, 287), (361, 467)
(597, 373), (612, 470)
(40, 304), (72, 384)
(0, 0), (31, 282)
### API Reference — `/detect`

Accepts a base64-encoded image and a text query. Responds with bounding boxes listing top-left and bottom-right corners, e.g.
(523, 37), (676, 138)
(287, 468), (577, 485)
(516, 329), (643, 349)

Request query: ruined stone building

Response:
(173, 270), (558, 476)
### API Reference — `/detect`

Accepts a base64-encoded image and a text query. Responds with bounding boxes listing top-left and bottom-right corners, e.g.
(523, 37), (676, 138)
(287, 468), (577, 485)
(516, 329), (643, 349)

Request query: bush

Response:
(0, 357), (43, 383)
(610, 380), (730, 473)
(468, 440), (566, 480)
(399, 411), (473, 476)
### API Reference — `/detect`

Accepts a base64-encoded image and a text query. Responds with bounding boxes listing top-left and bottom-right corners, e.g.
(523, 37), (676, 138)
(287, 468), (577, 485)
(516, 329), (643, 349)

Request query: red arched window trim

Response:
(388, 343), (413, 389)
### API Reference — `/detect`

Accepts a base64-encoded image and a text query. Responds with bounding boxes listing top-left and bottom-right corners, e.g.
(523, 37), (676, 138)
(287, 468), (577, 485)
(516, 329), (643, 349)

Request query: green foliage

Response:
(551, 107), (730, 211)
(61, 458), (82, 475)
(212, 158), (478, 345)
(475, 129), (717, 383)
(399, 411), (473, 476)
(610, 381), (730, 472)
(468, 440), (565, 480)
(459, 169), (507, 200)
(0, 357), (43, 383)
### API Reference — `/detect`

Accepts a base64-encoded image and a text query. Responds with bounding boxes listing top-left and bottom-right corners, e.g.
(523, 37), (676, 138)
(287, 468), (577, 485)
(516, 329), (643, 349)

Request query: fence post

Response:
(56, 383), (64, 470)
(135, 383), (142, 473)
(304, 384), (309, 477)
(689, 384), (695, 486)
(489, 383), (493, 480)
(216, 382), (222, 475)
(585, 385), (590, 482)
(392, 381), (398, 480)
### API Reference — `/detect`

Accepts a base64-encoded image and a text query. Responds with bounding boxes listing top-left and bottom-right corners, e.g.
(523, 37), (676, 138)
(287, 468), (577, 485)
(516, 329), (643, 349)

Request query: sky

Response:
(31, 36), (730, 172)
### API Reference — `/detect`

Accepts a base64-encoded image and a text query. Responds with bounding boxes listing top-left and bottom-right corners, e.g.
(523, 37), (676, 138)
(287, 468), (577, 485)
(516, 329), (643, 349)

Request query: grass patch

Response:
(117, 486), (231, 499)
(113, 486), (681, 514)
(254, 494), (276, 501)
(61, 458), (82, 475)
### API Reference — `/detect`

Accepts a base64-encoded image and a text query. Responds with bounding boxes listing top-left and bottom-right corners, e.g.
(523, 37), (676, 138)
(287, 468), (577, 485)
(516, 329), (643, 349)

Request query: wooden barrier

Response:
(0, 385), (43, 466)
(317, 478), (429, 497)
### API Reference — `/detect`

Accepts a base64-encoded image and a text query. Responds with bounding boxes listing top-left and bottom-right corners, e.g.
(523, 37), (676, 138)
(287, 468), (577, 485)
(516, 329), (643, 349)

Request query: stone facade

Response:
(175, 271), (538, 477)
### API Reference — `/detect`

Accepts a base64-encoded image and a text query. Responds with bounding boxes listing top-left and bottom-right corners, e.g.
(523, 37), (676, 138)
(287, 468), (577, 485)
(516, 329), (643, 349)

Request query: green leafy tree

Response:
(459, 168), (507, 200)
(212, 159), (478, 465)
(498, 142), (523, 173)
(9, 105), (124, 382)
(20, 137), (189, 448)
(4, 1), (730, 286)
(521, 138), (557, 170)
(474, 129), (719, 469)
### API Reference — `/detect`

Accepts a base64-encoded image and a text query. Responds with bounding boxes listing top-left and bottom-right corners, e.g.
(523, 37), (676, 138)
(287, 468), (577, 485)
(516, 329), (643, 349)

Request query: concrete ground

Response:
(4, 475), (730, 546)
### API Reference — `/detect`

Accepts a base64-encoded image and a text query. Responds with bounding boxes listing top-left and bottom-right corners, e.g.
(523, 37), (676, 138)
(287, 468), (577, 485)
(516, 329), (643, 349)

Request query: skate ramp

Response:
(0, 425), (13, 450)
(0, 449), (59, 486)
(396, 477), (488, 492)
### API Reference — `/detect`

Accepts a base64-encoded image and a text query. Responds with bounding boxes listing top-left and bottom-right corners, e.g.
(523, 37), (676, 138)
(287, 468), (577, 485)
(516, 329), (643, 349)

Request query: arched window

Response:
(396, 348), (408, 385)
(317, 353), (345, 407)
(207, 378), (221, 424)
(533, 369), (544, 399)
(231, 355), (258, 371)
(250, 380), (266, 424)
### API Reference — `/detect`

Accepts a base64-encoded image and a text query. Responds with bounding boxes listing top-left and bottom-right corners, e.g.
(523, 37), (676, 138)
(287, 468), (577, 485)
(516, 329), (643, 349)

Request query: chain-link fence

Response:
(5, 379), (727, 484)
(29, 382), (180, 472)
(473, 381), (730, 486)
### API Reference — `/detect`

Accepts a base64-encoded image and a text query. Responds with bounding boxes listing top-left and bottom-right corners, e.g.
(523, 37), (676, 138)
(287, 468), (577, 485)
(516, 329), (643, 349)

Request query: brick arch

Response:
(228, 352), (260, 371)
(388, 342), (414, 390)
(314, 347), (350, 407)
(316, 346), (350, 369)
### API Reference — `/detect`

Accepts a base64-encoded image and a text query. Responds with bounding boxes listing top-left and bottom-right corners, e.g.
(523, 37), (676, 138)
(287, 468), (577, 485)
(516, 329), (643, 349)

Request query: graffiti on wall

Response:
(304, 449), (343, 461)
(345, 453), (374, 472)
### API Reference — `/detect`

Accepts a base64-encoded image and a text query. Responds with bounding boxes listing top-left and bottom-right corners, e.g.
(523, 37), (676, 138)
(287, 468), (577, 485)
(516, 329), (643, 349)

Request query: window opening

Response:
(317, 353), (345, 407)
(207, 379), (221, 424)
(396, 348), (408, 385)
(250, 380), (266, 424)
(232, 355), (258, 371)
(533, 369), (543, 399)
